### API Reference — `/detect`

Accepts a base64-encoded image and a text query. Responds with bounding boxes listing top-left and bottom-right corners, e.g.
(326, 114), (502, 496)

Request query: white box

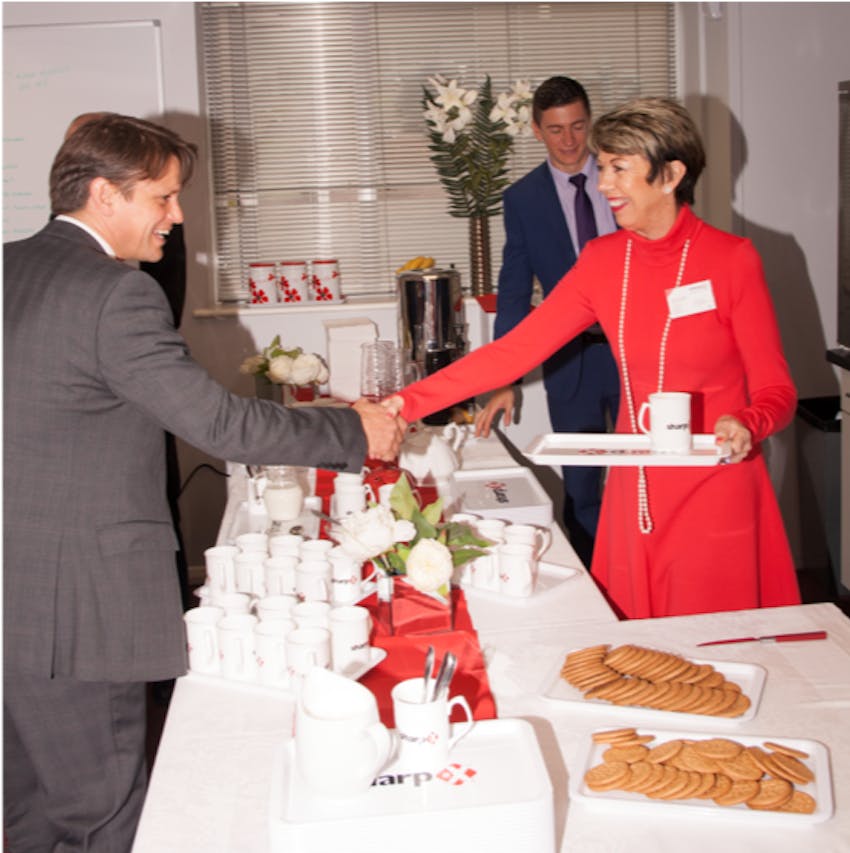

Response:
(269, 718), (555, 853)
(449, 466), (553, 527)
(324, 318), (377, 402)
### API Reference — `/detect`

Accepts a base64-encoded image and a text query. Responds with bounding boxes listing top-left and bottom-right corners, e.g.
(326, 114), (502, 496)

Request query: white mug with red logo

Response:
(247, 262), (277, 305)
(391, 677), (474, 773)
(638, 391), (692, 453)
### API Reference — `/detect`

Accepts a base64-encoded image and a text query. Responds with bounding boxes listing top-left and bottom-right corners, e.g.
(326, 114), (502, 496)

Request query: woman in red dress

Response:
(384, 98), (801, 619)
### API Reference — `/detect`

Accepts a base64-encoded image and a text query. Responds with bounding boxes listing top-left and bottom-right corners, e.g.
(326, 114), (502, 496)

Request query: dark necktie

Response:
(570, 172), (597, 252)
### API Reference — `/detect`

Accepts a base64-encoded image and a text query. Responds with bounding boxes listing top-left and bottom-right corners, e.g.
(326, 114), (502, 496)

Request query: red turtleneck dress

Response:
(398, 206), (801, 618)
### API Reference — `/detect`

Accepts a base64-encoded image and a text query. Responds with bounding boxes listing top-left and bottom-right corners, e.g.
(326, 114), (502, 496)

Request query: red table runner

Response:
(314, 468), (498, 728)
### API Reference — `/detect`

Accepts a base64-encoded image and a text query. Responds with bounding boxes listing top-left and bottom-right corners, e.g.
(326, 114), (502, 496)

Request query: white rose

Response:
(392, 519), (416, 543)
(267, 354), (294, 383)
(336, 505), (396, 562)
(315, 361), (330, 385)
(405, 538), (453, 593)
(239, 354), (266, 375)
(290, 352), (322, 386)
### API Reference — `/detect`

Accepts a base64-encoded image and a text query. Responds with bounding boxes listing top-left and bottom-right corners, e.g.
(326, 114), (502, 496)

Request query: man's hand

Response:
(353, 397), (406, 461)
(475, 386), (516, 438)
(714, 414), (752, 463)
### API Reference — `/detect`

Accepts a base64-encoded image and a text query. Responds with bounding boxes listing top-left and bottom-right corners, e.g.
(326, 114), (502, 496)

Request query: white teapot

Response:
(398, 423), (466, 486)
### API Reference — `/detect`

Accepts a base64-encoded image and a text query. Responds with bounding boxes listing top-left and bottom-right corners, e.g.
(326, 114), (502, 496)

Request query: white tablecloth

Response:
(133, 432), (850, 852)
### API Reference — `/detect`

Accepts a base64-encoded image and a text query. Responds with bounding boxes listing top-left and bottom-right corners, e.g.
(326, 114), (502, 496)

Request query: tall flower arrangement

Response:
(334, 474), (489, 603)
(422, 75), (533, 218)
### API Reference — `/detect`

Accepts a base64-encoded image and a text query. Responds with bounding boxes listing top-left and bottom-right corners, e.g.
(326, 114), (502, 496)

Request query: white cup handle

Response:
(446, 695), (474, 749)
(537, 528), (552, 557)
(365, 721), (394, 773)
(637, 401), (651, 435)
(442, 422), (464, 451)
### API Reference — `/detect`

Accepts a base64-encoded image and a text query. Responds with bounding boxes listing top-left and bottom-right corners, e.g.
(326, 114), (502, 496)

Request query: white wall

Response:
(6, 1), (848, 571)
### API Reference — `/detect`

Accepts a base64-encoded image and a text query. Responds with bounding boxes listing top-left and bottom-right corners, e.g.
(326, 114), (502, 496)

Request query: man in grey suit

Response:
(3, 114), (402, 852)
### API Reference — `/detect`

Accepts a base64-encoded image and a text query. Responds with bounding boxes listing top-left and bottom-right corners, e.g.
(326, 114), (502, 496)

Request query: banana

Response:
(395, 255), (436, 274)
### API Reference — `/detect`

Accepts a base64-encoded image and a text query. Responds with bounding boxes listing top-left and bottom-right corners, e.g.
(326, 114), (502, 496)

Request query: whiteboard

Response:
(3, 20), (164, 241)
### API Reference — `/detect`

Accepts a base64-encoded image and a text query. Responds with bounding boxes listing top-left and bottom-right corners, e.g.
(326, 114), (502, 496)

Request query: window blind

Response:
(199, 2), (677, 302)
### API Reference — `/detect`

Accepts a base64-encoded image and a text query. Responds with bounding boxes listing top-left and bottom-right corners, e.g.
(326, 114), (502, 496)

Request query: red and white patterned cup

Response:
(277, 260), (309, 304)
(310, 259), (342, 302)
(247, 262), (277, 305)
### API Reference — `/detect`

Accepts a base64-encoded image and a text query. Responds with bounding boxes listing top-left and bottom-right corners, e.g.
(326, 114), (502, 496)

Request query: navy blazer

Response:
(494, 161), (589, 402)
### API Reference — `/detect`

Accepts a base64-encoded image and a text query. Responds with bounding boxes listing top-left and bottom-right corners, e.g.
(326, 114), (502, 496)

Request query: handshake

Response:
(352, 394), (407, 462)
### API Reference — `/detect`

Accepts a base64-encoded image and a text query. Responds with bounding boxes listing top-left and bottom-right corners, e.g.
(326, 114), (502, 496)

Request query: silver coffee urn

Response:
(397, 267), (469, 424)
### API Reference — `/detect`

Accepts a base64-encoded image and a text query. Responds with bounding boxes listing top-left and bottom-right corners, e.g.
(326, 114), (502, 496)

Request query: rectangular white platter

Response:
(572, 727), (834, 825)
(523, 433), (731, 467)
(460, 561), (580, 607)
(540, 651), (766, 725)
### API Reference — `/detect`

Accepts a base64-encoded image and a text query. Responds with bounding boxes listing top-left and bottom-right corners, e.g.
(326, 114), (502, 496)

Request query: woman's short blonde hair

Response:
(590, 97), (705, 206)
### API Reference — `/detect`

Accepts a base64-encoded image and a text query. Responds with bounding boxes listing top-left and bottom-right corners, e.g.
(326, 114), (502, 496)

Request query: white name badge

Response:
(666, 279), (716, 319)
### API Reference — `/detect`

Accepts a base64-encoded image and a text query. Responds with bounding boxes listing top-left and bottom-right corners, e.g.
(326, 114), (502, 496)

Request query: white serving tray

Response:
(449, 466), (553, 526)
(540, 651), (765, 725)
(186, 647), (387, 695)
(524, 433), (731, 467)
(461, 561), (579, 607)
(572, 727), (833, 825)
(269, 718), (555, 853)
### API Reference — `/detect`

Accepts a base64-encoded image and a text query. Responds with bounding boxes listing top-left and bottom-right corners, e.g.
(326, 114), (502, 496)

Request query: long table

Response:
(133, 433), (850, 852)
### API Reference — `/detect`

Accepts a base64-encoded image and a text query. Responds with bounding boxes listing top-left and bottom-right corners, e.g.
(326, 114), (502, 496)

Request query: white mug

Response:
(184, 606), (223, 675)
(391, 677), (474, 773)
(295, 668), (392, 797)
(333, 485), (369, 517)
(255, 593), (298, 622)
(329, 605), (371, 674)
(503, 523), (551, 559)
(210, 590), (253, 615)
(299, 539), (334, 561)
(263, 555), (299, 596)
(235, 532), (269, 554)
(470, 551), (500, 592)
(268, 533), (303, 559)
(496, 543), (538, 598)
(254, 620), (292, 688)
(292, 600), (332, 630)
(638, 391), (692, 454)
(474, 518), (507, 545)
(295, 560), (331, 603)
(277, 260), (309, 304)
(217, 613), (259, 682)
(204, 545), (238, 592)
(286, 627), (331, 679)
(327, 547), (368, 605)
(234, 551), (266, 597)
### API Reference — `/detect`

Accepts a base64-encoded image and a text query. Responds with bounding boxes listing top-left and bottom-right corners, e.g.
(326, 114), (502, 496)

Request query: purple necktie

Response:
(570, 172), (598, 252)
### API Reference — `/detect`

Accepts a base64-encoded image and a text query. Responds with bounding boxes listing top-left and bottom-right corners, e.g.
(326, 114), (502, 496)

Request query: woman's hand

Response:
(380, 394), (406, 420)
(714, 414), (752, 463)
(475, 386), (516, 438)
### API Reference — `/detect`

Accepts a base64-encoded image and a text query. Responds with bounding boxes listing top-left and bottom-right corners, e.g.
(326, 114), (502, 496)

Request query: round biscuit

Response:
(714, 779), (760, 806)
(763, 741), (809, 760)
(768, 751), (814, 785)
(776, 790), (817, 814)
(621, 760), (656, 791)
(592, 727), (639, 745)
(584, 760), (630, 791)
(692, 772), (718, 799)
(603, 743), (650, 764)
(693, 738), (744, 761)
(715, 691), (751, 718)
(717, 749), (764, 782)
(646, 739), (685, 765)
(746, 777), (794, 810)
(705, 773), (733, 799)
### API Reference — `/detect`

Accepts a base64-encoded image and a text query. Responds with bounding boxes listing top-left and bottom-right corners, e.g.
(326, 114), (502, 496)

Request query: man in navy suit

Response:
(477, 77), (619, 566)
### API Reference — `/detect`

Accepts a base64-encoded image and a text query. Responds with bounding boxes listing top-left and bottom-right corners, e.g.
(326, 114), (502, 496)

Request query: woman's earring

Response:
(663, 185), (673, 195)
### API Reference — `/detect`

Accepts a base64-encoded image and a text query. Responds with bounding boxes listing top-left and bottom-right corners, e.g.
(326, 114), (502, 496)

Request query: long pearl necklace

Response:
(617, 237), (691, 534)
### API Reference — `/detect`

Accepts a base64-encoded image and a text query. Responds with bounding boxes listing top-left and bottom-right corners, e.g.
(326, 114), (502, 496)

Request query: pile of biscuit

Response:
(584, 727), (817, 813)
(560, 643), (750, 717)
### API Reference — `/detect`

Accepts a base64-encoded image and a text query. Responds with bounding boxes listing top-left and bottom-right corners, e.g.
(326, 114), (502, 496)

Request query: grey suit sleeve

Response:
(95, 269), (367, 472)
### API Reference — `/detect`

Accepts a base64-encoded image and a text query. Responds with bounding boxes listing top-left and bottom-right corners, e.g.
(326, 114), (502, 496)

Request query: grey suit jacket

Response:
(4, 220), (367, 681)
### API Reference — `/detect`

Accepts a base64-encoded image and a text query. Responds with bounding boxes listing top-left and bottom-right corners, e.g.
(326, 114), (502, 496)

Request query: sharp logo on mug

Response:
(436, 763), (478, 786)
(371, 762), (478, 788)
(485, 482), (509, 504)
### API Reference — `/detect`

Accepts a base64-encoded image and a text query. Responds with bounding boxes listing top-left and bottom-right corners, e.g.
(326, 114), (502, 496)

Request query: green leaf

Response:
(450, 546), (488, 567)
(412, 511), (438, 542)
(421, 498), (443, 525)
(386, 551), (407, 574)
(389, 474), (419, 521)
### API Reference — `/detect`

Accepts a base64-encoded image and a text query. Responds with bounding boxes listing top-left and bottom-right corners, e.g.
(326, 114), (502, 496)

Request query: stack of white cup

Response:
(187, 526), (379, 688)
(449, 513), (551, 598)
